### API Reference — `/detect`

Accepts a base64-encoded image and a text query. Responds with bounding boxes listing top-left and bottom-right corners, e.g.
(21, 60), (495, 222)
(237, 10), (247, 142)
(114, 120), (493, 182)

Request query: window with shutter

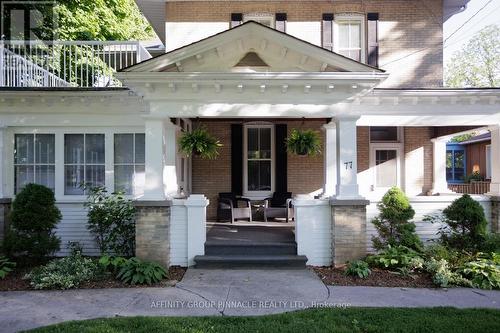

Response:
(322, 13), (334, 51)
(231, 13), (243, 28)
(367, 13), (379, 67)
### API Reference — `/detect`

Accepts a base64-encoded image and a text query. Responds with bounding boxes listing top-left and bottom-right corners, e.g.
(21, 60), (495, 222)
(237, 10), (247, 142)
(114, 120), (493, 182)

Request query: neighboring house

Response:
(1, 0), (499, 267)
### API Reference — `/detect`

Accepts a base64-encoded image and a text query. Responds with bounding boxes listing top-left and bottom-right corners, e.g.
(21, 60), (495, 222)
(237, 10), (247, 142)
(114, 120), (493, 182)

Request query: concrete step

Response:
(193, 254), (308, 269)
(205, 241), (297, 255)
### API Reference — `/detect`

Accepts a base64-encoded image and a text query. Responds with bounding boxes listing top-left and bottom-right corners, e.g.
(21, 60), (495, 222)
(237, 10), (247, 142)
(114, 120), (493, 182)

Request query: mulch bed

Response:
(313, 266), (436, 288)
(0, 265), (187, 291)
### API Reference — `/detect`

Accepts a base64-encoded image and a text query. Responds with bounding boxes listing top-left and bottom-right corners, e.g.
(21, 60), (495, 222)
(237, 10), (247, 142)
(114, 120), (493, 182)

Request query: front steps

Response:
(194, 241), (307, 268)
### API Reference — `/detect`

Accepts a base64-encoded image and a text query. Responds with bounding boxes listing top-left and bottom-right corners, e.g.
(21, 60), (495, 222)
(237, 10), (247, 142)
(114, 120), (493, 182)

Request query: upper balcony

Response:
(0, 40), (152, 88)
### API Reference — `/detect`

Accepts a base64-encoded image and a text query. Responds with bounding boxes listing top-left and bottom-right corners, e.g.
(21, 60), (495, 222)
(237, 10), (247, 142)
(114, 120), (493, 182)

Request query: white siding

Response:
(54, 202), (99, 256)
(366, 196), (492, 253)
(170, 204), (188, 266)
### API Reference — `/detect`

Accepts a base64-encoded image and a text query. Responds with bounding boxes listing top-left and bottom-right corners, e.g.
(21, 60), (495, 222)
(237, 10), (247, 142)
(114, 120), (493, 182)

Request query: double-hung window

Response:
(244, 125), (273, 196)
(14, 134), (55, 193)
(334, 14), (365, 62)
(64, 134), (105, 195)
(369, 127), (402, 190)
(114, 133), (145, 196)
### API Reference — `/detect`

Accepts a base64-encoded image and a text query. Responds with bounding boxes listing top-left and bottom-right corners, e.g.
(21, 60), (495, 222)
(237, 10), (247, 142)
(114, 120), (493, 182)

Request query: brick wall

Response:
(191, 119), (326, 219)
(166, 0), (444, 88)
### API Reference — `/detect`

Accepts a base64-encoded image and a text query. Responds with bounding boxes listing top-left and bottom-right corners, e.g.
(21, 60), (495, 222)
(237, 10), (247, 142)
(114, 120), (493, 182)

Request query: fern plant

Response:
(179, 128), (222, 159)
(345, 260), (371, 278)
(286, 129), (322, 156)
(0, 256), (16, 279)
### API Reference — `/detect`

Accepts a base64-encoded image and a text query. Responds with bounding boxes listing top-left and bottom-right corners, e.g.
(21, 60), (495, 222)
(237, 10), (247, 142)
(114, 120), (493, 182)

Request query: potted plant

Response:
(286, 128), (322, 156)
(179, 128), (222, 159)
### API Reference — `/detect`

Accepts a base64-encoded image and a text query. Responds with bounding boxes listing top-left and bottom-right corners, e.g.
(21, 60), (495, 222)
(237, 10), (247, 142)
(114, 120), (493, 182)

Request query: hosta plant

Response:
(460, 253), (500, 290)
(345, 260), (371, 279)
(366, 245), (423, 271)
(116, 257), (167, 285)
(286, 129), (322, 156)
(179, 128), (222, 159)
(0, 256), (16, 279)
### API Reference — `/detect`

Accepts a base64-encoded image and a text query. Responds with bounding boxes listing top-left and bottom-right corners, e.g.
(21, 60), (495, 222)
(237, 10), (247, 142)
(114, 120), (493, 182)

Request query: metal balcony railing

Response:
(0, 40), (151, 88)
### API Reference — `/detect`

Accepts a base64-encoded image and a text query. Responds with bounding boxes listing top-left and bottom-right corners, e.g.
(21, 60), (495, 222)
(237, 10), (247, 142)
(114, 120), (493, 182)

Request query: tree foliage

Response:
(38, 0), (154, 41)
(445, 25), (500, 88)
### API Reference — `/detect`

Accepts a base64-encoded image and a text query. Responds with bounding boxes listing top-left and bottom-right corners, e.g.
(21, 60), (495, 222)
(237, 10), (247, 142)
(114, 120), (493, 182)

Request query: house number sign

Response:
(344, 161), (353, 170)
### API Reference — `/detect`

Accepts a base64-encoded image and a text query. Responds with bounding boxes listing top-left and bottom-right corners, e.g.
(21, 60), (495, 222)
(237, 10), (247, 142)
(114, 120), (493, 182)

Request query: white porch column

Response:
(0, 125), (5, 198)
(488, 125), (500, 196)
(335, 117), (362, 199)
(431, 138), (450, 194)
(144, 118), (167, 200)
(322, 122), (337, 197)
(163, 120), (179, 198)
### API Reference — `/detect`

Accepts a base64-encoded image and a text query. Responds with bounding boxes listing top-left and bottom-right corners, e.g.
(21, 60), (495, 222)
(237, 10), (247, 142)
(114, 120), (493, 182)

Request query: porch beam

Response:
(335, 117), (362, 200)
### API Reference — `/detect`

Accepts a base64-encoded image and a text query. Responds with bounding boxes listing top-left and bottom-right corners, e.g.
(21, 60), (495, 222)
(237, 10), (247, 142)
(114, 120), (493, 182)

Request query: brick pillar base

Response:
(491, 197), (500, 233)
(331, 199), (369, 266)
(0, 198), (12, 241)
(134, 201), (171, 268)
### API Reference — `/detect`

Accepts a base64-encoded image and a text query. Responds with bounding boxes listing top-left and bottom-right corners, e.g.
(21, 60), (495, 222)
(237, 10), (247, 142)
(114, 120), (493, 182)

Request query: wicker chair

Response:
(216, 192), (252, 223)
(263, 192), (293, 222)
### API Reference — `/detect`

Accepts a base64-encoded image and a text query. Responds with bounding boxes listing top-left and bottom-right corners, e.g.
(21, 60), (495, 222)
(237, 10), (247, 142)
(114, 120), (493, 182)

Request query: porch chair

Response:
(217, 192), (252, 223)
(263, 192), (294, 222)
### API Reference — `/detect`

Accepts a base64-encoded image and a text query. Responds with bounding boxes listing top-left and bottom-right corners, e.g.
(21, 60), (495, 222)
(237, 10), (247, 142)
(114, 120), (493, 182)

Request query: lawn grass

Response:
(29, 307), (500, 333)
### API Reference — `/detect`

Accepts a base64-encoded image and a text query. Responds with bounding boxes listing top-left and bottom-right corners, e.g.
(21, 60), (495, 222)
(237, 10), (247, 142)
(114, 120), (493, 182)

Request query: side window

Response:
(64, 134), (105, 195)
(14, 134), (55, 193)
(245, 125), (273, 195)
(114, 133), (145, 196)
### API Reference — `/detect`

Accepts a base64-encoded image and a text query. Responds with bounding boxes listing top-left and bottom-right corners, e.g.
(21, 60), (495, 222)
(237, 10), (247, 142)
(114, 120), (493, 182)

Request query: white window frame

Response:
(243, 12), (275, 28)
(5, 127), (144, 201)
(486, 144), (492, 180)
(113, 133), (146, 196)
(13, 133), (56, 193)
(243, 123), (275, 198)
(334, 13), (366, 63)
(369, 143), (404, 193)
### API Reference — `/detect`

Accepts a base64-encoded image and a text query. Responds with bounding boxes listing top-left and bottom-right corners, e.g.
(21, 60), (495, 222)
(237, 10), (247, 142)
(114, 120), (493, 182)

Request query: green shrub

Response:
(286, 129), (322, 156)
(84, 186), (135, 256)
(0, 256), (16, 279)
(3, 184), (61, 259)
(425, 194), (487, 251)
(345, 260), (371, 279)
(371, 187), (423, 251)
(424, 258), (472, 288)
(25, 252), (103, 290)
(465, 171), (483, 183)
(179, 128), (222, 159)
(116, 257), (167, 285)
(460, 253), (500, 290)
(99, 255), (128, 273)
(366, 245), (423, 270)
(481, 233), (500, 253)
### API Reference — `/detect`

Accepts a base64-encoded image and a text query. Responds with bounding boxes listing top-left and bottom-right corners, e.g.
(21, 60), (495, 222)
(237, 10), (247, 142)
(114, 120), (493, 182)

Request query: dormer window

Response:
(243, 13), (275, 28)
(334, 14), (366, 62)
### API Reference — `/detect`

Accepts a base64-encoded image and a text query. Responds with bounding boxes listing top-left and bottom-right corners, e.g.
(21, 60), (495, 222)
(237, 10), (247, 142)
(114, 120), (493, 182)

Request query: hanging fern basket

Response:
(179, 128), (222, 160)
(286, 129), (322, 157)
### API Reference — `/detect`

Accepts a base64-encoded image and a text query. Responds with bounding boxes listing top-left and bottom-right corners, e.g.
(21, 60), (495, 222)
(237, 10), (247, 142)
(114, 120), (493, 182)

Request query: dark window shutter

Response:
(231, 124), (243, 195)
(231, 13), (243, 28)
(322, 13), (334, 51)
(367, 13), (379, 67)
(275, 13), (287, 32)
(275, 124), (288, 193)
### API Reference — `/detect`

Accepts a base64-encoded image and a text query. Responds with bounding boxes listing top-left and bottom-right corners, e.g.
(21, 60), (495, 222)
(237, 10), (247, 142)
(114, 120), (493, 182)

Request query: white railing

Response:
(0, 40), (151, 88)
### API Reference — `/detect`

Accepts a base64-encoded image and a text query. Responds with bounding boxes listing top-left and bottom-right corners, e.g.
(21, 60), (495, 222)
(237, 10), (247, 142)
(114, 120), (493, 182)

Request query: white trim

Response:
(369, 126), (403, 143)
(369, 142), (404, 193)
(243, 123), (275, 198)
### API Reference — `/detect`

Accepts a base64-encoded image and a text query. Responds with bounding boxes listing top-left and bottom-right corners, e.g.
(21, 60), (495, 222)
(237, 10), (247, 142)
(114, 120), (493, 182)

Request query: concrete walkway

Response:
(1, 268), (499, 332)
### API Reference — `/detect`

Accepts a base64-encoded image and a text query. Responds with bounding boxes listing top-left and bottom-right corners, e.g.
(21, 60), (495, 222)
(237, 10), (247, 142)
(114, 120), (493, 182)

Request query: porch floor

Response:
(206, 222), (295, 244)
